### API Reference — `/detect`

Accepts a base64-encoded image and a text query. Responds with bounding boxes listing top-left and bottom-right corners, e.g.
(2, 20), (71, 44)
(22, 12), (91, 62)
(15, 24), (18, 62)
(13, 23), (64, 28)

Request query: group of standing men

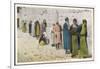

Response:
(20, 17), (89, 58)
(51, 17), (89, 58)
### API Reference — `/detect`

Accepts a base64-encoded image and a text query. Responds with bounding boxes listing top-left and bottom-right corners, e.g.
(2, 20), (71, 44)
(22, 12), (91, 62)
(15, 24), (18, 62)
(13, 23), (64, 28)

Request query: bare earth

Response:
(17, 29), (72, 63)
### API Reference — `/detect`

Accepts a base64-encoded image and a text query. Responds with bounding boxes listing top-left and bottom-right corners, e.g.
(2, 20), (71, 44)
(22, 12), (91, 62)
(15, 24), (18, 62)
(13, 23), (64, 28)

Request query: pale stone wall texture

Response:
(16, 6), (93, 62)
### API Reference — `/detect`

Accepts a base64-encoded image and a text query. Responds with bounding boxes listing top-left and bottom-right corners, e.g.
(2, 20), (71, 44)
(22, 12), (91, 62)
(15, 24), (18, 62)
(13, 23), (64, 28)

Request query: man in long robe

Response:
(40, 19), (47, 36)
(29, 21), (32, 35)
(77, 24), (82, 50)
(32, 21), (35, 37)
(51, 24), (56, 47)
(79, 19), (88, 58)
(34, 20), (40, 38)
(17, 18), (19, 28)
(59, 23), (62, 47)
(55, 22), (61, 49)
(63, 17), (71, 54)
(70, 18), (79, 57)
(21, 21), (27, 33)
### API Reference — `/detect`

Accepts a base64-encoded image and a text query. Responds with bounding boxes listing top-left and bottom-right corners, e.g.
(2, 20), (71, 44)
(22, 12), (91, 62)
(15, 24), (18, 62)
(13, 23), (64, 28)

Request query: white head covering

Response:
(43, 32), (47, 37)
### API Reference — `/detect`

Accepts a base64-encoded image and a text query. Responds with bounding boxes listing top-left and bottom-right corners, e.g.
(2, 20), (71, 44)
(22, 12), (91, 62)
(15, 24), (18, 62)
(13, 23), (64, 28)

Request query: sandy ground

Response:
(17, 29), (72, 63)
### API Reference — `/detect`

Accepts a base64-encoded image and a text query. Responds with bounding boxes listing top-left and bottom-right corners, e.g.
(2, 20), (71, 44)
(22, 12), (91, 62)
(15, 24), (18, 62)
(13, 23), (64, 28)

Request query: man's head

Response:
(83, 19), (87, 24)
(30, 20), (32, 24)
(43, 19), (46, 23)
(56, 22), (59, 25)
(73, 18), (77, 25)
(65, 17), (69, 22)
(53, 24), (55, 26)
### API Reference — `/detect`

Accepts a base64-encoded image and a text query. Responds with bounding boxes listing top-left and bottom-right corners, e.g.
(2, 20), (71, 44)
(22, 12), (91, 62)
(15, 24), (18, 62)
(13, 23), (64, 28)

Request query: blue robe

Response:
(63, 23), (71, 51)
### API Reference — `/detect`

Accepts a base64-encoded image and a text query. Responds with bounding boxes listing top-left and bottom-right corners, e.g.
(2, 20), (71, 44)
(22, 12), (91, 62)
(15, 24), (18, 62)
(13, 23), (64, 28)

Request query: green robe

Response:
(72, 35), (78, 57)
(70, 25), (78, 57)
(79, 22), (88, 58)
(34, 22), (40, 37)
(22, 23), (27, 33)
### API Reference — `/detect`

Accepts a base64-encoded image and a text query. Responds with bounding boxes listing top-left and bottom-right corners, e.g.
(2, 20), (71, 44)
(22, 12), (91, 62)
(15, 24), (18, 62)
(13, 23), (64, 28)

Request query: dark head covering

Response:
(65, 17), (69, 21)
(83, 19), (87, 24)
(56, 22), (59, 25)
(73, 18), (77, 23)
(43, 19), (46, 23)
(35, 20), (39, 24)
(43, 19), (47, 27)
(29, 20), (32, 24)
(73, 18), (78, 26)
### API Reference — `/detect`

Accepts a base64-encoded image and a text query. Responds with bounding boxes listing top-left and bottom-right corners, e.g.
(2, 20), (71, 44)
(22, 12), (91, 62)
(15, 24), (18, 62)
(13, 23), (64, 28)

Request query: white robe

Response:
(32, 22), (35, 36)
